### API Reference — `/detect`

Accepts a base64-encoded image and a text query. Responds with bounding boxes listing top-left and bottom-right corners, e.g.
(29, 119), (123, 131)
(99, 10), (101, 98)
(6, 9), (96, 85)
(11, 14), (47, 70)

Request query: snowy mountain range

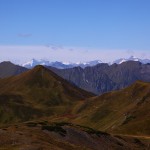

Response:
(22, 59), (103, 69)
(21, 56), (150, 69)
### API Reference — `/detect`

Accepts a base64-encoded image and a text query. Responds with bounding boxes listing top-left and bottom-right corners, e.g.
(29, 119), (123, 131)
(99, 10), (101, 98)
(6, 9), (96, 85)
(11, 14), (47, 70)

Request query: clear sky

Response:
(0, 0), (150, 63)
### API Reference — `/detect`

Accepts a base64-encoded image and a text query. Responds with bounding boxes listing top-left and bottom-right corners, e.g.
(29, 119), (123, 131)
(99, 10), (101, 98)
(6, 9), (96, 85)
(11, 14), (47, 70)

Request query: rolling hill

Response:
(70, 81), (150, 136)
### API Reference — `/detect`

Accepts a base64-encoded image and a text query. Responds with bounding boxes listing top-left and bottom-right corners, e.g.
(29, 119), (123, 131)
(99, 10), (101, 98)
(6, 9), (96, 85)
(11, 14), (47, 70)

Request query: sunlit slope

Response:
(73, 81), (150, 136)
(0, 65), (94, 124)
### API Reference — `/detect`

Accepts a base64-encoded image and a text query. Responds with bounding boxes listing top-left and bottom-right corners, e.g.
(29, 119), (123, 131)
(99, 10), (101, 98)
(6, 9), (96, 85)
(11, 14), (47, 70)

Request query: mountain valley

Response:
(0, 63), (150, 149)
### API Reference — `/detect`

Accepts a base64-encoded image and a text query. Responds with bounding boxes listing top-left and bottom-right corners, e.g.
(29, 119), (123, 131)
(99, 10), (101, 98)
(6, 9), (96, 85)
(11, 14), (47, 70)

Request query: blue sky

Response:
(0, 0), (150, 63)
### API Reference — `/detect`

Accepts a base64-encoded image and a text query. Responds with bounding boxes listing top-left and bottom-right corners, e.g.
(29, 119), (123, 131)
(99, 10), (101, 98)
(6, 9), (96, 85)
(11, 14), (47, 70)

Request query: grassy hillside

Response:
(70, 81), (150, 136)
(0, 65), (149, 136)
(0, 65), (94, 124)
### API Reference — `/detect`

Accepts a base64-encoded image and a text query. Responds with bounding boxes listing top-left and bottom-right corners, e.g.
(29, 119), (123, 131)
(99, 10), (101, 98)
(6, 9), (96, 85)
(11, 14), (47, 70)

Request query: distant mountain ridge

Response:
(0, 60), (150, 95)
(49, 61), (150, 94)
(21, 56), (150, 69)
(0, 61), (28, 78)
(22, 59), (103, 69)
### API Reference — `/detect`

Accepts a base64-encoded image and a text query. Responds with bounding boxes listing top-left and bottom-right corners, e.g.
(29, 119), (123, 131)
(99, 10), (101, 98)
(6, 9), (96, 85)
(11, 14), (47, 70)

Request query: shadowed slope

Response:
(49, 61), (150, 94)
(0, 61), (28, 78)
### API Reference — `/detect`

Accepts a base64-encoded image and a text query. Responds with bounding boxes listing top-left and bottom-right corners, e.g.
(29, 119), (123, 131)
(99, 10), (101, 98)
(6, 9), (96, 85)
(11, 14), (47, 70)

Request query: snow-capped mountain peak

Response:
(113, 56), (150, 64)
(22, 59), (38, 67)
(22, 59), (51, 68)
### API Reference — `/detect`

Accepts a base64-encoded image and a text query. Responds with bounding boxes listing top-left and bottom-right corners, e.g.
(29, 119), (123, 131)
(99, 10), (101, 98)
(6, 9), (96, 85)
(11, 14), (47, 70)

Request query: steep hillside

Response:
(70, 81), (150, 136)
(49, 61), (150, 94)
(0, 65), (94, 124)
(0, 61), (28, 78)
